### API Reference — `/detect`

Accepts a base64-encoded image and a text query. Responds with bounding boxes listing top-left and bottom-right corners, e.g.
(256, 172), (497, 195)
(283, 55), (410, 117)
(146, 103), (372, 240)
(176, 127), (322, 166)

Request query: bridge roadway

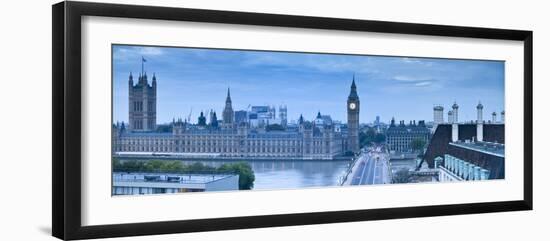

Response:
(350, 147), (390, 185)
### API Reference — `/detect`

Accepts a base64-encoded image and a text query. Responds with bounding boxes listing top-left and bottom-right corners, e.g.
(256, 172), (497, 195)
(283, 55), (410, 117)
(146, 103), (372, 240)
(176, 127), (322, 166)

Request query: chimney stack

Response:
(476, 101), (483, 123)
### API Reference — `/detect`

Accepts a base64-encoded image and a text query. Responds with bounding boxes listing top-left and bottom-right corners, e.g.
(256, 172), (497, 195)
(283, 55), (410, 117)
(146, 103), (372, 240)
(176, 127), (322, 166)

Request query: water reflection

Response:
(179, 160), (351, 190)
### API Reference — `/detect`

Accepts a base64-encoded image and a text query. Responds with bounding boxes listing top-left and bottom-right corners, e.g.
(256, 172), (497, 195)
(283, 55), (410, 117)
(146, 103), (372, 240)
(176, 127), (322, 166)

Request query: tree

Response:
(374, 133), (386, 143)
(392, 169), (411, 183)
(112, 157), (121, 169)
(365, 128), (376, 139)
(360, 129), (375, 147)
(410, 138), (426, 153)
(359, 128), (386, 148)
(343, 150), (355, 157)
(218, 162), (255, 190)
(159, 160), (184, 172)
(359, 132), (368, 148)
(144, 160), (165, 172)
(186, 162), (215, 172)
(114, 159), (147, 172)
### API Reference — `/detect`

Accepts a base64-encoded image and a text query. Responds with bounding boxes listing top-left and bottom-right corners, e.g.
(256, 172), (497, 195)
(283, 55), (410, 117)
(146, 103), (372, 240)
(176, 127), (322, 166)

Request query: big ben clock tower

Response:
(347, 75), (360, 153)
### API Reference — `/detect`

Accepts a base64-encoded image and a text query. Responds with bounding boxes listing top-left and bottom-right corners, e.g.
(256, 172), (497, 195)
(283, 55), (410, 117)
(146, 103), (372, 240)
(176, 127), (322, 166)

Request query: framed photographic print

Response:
(52, 1), (533, 240)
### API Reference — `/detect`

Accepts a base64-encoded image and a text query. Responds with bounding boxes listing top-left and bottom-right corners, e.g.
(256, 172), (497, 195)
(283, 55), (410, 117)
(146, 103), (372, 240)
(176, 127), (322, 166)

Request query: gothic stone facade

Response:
(346, 76), (360, 153)
(128, 72), (157, 131)
(114, 120), (343, 160)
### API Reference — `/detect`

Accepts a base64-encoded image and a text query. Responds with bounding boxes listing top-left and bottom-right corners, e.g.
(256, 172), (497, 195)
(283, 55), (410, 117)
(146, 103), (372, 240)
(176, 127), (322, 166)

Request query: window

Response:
(152, 188), (166, 194)
(134, 101), (143, 111)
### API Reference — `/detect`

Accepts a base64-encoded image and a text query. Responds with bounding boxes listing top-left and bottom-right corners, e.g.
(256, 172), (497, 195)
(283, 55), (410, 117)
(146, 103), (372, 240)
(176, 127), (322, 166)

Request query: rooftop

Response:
(450, 141), (505, 157)
(387, 125), (430, 134)
(113, 172), (236, 185)
(120, 132), (172, 137)
(248, 131), (301, 138)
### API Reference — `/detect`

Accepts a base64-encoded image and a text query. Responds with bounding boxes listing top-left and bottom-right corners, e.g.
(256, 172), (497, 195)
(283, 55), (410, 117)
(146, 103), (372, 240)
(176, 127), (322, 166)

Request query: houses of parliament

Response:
(112, 69), (360, 160)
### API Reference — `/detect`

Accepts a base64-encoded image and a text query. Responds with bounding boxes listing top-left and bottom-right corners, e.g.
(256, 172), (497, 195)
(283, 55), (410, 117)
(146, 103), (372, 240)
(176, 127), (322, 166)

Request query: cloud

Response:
(393, 75), (435, 87)
(401, 57), (420, 63)
(414, 81), (432, 87)
(400, 57), (434, 67)
(241, 52), (379, 75)
(137, 47), (164, 56)
(113, 46), (165, 61)
(394, 75), (426, 82)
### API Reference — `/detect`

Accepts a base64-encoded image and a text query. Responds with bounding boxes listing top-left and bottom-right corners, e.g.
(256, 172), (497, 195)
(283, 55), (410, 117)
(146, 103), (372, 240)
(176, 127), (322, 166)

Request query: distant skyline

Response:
(112, 45), (505, 124)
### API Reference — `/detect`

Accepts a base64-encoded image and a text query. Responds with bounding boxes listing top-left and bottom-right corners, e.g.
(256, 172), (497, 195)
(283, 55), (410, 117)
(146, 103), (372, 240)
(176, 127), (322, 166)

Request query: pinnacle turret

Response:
(477, 101), (483, 109)
(348, 74), (359, 99)
(226, 87), (232, 103)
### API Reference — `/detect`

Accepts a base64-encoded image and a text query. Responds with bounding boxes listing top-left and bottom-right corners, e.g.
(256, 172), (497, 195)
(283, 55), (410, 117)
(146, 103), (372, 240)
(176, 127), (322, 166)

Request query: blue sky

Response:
(112, 45), (504, 124)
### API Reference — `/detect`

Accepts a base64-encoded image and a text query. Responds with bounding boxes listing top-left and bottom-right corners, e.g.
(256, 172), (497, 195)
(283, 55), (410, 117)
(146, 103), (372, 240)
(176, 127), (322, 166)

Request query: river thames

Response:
(179, 159), (352, 190)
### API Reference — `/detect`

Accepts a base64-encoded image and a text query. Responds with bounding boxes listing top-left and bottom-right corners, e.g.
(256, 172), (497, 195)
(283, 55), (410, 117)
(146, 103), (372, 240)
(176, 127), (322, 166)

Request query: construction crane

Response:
(187, 107), (193, 122)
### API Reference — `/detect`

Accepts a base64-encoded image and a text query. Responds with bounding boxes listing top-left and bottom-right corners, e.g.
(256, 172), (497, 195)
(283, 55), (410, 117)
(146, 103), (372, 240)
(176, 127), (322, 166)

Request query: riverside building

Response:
(423, 102), (505, 181)
(386, 119), (431, 153)
(113, 68), (361, 160)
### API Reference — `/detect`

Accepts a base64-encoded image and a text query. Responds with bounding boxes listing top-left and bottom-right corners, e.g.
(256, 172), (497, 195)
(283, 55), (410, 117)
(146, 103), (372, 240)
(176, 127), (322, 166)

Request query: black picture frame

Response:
(52, 1), (533, 240)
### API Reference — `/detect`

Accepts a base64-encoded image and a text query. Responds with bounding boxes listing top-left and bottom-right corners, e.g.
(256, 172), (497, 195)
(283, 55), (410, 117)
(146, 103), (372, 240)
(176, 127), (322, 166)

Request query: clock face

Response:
(349, 103), (356, 110)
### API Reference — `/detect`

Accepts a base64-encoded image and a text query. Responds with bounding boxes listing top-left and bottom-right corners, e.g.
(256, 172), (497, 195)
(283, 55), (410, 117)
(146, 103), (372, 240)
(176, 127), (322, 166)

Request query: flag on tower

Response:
(141, 56), (147, 75)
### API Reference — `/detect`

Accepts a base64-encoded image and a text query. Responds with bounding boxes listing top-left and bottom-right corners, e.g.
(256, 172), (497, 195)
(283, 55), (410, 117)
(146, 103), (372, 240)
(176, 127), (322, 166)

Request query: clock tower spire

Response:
(347, 74), (360, 153)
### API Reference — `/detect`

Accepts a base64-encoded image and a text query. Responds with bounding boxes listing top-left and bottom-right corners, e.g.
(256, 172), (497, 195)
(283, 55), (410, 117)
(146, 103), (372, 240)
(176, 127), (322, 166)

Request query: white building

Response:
(433, 105), (444, 132)
(452, 102), (459, 123)
(434, 140), (504, 182)
(249, 105), (281, 127)
(433, 105), (444, 124)
(112, 172), (239, 195)
(476, 102), (484, 123)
